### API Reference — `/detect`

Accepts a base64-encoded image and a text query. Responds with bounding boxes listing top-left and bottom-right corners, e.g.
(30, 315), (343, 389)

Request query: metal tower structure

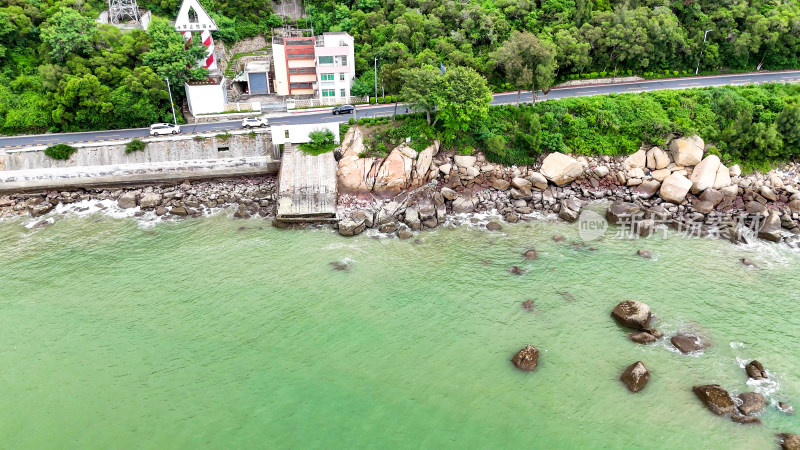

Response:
(108, 0), (140, 24)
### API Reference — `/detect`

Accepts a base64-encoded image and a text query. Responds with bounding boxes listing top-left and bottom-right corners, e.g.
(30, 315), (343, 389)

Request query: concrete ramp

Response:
(275, 144), (338, 224)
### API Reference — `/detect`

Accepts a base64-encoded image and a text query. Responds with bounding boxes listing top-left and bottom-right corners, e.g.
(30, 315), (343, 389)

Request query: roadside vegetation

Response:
(44, 143), (77, 160)
(299, 129), (337, 155)
(125, 139), (147, 153)
(369, 83), (800, 172)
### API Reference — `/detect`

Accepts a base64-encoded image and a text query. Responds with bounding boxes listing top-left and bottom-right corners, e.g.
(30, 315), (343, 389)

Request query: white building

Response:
(314, 32), (355, 101)
(185, 77), (227, 115)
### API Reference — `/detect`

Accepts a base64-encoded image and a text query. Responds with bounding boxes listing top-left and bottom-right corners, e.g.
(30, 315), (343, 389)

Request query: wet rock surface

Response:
(511, 345), (539, 371)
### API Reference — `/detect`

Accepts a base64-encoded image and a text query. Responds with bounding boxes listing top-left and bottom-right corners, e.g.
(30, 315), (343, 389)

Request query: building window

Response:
(290, 83), (299, 88)
(322, 89), (335, 97)
(340, 73), (345, 81)
(321, 73), (334, 81)
(306, 53), (315, 58)
(288, 53), (297, 59)
(340, 89), (346, 97)
(284, 130), (289, 139)
(318, 56), (333, 64)
(289, 68), (298, 74)
(339, 55), (347, 66)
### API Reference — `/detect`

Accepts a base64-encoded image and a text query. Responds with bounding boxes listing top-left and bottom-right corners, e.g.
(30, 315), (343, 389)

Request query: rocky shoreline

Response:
(335, 127), (800, 247)
(0, 176), (278, 225)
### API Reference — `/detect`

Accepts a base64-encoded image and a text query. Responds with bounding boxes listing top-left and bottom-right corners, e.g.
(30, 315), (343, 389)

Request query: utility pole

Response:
(165, 77), (177, 125)
(374, 57), (377, 104)
(695, 29), (712, 75)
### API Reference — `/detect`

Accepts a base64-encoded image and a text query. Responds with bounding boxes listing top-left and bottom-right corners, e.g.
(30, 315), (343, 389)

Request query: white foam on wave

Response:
(23, 217), (53, 229)
(730, 341), (745, 349)
(735, 356), (782, 398)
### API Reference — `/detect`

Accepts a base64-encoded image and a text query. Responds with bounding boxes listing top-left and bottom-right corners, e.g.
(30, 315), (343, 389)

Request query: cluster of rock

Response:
(609, 299), (795, 436)
(336, 127), (800, 246)
(0, 177), (277, 223)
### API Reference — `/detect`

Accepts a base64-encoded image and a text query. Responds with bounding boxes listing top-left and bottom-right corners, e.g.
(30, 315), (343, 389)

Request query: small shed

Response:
(245, 60), (271, 95)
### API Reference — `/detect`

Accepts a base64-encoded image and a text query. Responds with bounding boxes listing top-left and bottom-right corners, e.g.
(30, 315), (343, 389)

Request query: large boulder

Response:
(452, 194), (478, 214)
(611, 300), (652, 330)
(138, 192), (163, 209)
(620, 361), (650, 393)
(659, 173), (693, 204)
(713, 163), (731, 189)
(692, 384), (736, 415)
(690, 155), (721, 194)
(606, 200), (642, 225)
(373, 146), (414, 198)
(403, 207), (421, 231)
(646, 147), (670, 169)
(758, 211), (783, 243)
(118, 191), (138, 209)
(511, 345), (539, 371)
(29, 201), (55, 217)
(529, 171), (549, 190)
(745, 360), (768, 380)
(540, 153), (584, 186)
(410, 145), (435, 187)
(671, 334), (711, 353)
(787, 200), (800, 214)
(633, 180), (661, 199)
(738, 392), (766, 416)
(670, 135), (704, 166)
(338, 217), (366, 236)
(454, 154), (476, 168)
(624, 149), (647, 169)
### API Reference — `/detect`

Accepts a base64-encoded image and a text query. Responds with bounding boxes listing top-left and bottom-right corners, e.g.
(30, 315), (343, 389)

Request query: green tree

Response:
(776, 103), (800, 153)
(491, 31), (557, 105)
(434, 66), (492, 143)
(40, 8), (95, 61)
(141, 17), (207, 95)
(399, 67), (440, 125)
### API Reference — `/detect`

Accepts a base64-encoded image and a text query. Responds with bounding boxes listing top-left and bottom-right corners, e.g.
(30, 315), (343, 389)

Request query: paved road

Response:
(3, 70), (800, 149)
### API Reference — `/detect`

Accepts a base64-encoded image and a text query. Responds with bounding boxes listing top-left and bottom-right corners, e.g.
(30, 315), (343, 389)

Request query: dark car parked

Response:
(332, 104), (355, 115)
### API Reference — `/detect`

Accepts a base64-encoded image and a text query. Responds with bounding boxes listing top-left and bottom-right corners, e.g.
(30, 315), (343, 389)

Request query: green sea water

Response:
(1, 207), (800, 448)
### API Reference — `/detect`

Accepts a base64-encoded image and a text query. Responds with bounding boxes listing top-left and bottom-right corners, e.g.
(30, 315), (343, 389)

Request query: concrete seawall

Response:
(0, 130), (280, 191)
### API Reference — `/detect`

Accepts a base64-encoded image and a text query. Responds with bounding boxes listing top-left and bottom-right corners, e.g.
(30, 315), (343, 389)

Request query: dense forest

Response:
(1, 0), (799, 135)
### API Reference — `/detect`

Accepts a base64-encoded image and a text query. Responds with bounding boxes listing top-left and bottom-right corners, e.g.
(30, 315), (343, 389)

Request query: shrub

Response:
(216, 132), (231, 140)
(125, 138), (146, 153)
(299, 128), (337, 155)
(377, 97), (385, 104)
(194, 136), (206, 141)
(44, 144), (76, 160)
(369, 96), (376, 104)
(348, 118), (355, 125)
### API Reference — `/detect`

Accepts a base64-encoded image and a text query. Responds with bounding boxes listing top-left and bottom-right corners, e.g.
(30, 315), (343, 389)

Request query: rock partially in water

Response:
(330, 261), (349, 271)
(511, 345), (539, 371)
(779, 402), (794, 414)
(740, 258), (758, 268)
(338, 217), (366, 236)
(522, 299), (533, 310)
(606, 200), (641, 225)
(378, 222), (398, 233)
(486, 221), (502, 231)
(779, 433), (800, 450)
(730, 414), (761, 425)
(671, 334), (711, 354)
(693, 384), (736, 415)
(508, 266), (527, 275)
(31, 219), (52, 229)
(745, 360), (768, 380)
(396, 230), (413, 239)
(523, 249), (538, 260)
(620, 361), (650, 393)
(629, 331), (656, 344)
(552, 234), (565, 242)
(637, 249), (652, 259)
(611, 300), (652, 330)
(737, 392), (766, 416)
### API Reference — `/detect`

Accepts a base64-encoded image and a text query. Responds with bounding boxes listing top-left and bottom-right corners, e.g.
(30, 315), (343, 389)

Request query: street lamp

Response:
(164, 77), (178, 125)
(374, 57), (377, 104)
(695, 29), (713, 75)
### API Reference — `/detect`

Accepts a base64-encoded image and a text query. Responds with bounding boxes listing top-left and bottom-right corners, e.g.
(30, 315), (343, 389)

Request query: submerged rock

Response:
(637, 249), (652, 259)
(330, 261), (350, 271)
(508, 266), (527, 275)
(730, 414), (761, 425)
(611, 300), (652, 330)
(738, 392), (766, 416)
(693, 384), (736, 415)
(552, 234), (566, 242)
(671, 334), (711, 354)
(778, 402), (794, 414)
(630, 331), (657, 344)
(745, 360), (768, 380)
(620, 361), (650, 393)
(740, 258), (758, 268)
(511, 345), (539, 371)
(523, 249), (538, 260)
